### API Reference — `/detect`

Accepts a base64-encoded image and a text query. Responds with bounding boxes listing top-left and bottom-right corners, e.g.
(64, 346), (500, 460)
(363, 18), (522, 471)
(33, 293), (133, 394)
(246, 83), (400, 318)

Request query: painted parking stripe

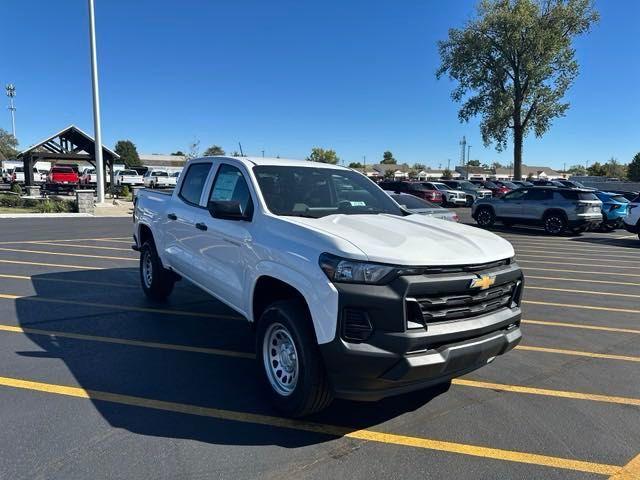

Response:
(0, 273), (132, 288)
(610, 453), (640, 479)
(33, 241), (132, 252)
(0, 237), (130, 245)
(525, 275), (640, 287)
(0, 247), (136, 261)
(518, 260), (638, 270)
(452, 379), (640, 407)
(0, 375), (621, 475)
(522, 267), (640, 278)
(523, 300), (640, 315)
(522, 320), (640, 335)
(0, 324), (254, 359)
(526, 286), (640, 299)
(515, 345), (640, 363)
(517, 253), (640, 265)
(0, 293), (241, 320)
(0, 259), (105, 270)
(515, 246), (640, 259)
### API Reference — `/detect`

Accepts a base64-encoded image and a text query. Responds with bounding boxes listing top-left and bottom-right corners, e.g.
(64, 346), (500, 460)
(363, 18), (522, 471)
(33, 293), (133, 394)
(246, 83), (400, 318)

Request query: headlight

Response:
(319, 253), (397, 284)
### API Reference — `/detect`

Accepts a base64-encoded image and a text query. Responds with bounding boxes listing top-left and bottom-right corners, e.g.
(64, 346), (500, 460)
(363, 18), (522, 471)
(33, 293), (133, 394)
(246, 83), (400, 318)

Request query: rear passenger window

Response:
(524, 189), (551, 201)
(178, 163), (212, 206)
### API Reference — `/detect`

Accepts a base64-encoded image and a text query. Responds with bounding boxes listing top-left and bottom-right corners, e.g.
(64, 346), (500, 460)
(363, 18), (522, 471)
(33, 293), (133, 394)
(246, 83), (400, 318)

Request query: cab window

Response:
(209, 164), (253, 217)
(178, 163), (212, 206)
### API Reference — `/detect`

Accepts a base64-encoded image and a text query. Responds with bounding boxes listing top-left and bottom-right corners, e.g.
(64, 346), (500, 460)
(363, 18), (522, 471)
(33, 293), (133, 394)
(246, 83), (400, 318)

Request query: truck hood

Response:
(283, 213), (514, 265)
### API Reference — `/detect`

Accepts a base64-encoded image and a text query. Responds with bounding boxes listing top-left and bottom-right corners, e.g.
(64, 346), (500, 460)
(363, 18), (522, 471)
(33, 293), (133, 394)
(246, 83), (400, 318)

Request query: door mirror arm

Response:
(208, 200), (252, 221)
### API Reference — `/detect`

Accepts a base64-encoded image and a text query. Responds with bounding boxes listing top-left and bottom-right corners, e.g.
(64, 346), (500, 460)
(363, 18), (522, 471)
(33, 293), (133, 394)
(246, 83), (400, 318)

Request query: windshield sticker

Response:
(350, 201), (366, 207)
(211, 172), (240, 201)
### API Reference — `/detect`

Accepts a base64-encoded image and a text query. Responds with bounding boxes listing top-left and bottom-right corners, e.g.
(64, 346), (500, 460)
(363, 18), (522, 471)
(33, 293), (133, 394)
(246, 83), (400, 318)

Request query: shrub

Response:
(37, 200), (54, 213)
(10, 183), (22, 194)
(0, 195), (21, 208)
(121, 185), (130, 198)
(22, 198), (40, 208)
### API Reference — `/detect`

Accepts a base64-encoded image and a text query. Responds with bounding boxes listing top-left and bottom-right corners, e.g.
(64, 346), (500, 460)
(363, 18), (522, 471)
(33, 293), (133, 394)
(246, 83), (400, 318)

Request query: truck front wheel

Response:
(140, 241), (175, 301)
(256, 300), (333, 417)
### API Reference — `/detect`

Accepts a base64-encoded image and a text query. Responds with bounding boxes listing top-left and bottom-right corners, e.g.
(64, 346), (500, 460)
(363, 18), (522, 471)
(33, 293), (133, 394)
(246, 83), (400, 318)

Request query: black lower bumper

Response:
(320, 262), (524, 401)
(624, 222), (639, 234)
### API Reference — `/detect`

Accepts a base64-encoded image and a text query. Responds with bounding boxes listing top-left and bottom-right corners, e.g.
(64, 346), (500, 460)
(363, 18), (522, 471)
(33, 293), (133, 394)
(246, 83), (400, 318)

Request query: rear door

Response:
(163, 161), (213, 274)
(521, 189), (553, 220)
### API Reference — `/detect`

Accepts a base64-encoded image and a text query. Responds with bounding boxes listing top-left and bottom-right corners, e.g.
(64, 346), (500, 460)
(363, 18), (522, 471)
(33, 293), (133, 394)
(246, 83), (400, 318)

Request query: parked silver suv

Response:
(472, 187), (602, 235)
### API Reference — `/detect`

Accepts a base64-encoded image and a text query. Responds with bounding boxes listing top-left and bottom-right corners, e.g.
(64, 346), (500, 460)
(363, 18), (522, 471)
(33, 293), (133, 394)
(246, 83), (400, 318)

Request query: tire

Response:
(543, 212), (567, 235)
(139, 241), (175, 301)
(475, 207), (495, 228)
(256, 299), (333, 417)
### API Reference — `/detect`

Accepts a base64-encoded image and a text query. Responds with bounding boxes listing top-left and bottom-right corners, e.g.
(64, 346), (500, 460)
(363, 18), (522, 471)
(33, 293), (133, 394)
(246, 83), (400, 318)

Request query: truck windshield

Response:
(253, 166), (403, 218)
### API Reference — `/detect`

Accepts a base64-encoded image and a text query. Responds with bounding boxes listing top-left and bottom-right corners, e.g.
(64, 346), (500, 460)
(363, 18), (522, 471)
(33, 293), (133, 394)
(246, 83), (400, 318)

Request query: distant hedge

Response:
(0, 194), (77, 213)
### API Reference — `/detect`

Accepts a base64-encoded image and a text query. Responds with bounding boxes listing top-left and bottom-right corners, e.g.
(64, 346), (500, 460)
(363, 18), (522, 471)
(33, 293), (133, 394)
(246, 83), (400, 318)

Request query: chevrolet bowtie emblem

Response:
(470, 275), (496, 290)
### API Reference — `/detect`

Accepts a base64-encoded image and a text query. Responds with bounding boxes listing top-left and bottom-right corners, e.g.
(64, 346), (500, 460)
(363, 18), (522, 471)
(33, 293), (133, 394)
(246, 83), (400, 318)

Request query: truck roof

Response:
(201, 156), (349, 170)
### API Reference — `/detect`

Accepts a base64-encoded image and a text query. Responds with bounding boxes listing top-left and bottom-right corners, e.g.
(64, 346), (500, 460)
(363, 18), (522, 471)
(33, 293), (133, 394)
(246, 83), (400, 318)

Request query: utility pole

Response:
(467, 145), (472, 179)
(88, 0), (105, 204)
(5, 84), (16, 139)
(363, 155), (366, 175)
(447, 158), (451, 171)
(261, 149), (265, 157)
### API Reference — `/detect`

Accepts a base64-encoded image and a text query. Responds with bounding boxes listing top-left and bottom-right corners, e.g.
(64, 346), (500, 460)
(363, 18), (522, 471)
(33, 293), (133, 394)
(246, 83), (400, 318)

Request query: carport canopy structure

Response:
(17, 125), (120, 186)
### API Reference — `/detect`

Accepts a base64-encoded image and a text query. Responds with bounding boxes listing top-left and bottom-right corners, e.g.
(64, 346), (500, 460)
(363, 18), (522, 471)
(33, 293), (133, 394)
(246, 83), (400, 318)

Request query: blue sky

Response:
(1, 0), (638, 169)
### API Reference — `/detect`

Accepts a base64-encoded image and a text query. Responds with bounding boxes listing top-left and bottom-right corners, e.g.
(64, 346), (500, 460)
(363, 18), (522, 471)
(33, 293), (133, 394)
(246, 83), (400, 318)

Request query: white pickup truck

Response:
(133, 156), (523, 416)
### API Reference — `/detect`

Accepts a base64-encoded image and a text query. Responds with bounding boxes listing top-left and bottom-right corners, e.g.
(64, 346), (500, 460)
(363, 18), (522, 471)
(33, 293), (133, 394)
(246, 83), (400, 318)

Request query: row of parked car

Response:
(2, 165), (183, 193)
(377, 178), (639, 238)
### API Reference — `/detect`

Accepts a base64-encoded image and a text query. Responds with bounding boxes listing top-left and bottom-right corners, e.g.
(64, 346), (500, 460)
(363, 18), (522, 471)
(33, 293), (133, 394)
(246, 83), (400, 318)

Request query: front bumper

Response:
(320, 262), (523, 401)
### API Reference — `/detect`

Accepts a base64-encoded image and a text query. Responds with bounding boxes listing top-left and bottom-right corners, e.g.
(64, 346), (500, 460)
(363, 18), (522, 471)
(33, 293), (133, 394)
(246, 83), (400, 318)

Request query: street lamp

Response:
(88, 0), (105, 204)
(5, 84), (16, 139)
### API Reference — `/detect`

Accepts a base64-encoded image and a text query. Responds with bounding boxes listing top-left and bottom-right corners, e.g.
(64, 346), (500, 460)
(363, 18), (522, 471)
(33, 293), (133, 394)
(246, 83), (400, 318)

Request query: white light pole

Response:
(88, 0), (105, 203)
(5, 84), (16, 139)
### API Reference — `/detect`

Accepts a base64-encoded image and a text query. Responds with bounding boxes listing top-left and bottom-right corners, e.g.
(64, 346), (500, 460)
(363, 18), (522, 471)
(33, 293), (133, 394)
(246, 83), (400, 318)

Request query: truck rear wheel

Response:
(140, 241), (175, 301)
(256, 300), (333, 417)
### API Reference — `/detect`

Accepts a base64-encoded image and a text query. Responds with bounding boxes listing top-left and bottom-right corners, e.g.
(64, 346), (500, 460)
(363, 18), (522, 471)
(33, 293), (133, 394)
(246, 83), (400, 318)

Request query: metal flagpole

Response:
(88, 0), (105, 203)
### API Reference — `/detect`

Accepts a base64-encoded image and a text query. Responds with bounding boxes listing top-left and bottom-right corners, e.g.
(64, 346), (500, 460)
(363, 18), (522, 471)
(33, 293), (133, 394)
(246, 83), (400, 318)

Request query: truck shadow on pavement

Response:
(14, 269), (449, 447)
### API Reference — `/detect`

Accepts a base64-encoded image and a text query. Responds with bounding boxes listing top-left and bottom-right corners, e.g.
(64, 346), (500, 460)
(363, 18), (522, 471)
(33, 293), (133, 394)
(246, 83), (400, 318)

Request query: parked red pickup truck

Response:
(46, 166), (79, 194)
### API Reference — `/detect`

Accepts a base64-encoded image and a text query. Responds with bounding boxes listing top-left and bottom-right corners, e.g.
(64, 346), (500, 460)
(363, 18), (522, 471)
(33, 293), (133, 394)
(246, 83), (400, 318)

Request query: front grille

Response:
(411, 281), (517, 324)
(420, 259), (508, 275)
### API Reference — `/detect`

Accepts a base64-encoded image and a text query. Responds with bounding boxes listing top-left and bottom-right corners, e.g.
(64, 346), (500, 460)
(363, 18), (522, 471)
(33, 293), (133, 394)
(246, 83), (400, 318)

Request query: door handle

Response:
(195, 222), (208, 231)
(167, 213), (177, 220)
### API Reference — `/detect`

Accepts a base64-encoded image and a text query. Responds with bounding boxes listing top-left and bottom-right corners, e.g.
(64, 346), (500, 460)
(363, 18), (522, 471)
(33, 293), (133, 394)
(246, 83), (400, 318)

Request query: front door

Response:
(499, 189), (528, 218)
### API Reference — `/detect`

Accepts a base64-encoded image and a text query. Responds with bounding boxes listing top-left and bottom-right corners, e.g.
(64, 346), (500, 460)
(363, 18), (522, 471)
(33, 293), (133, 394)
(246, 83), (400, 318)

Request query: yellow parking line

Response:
(522, 267), (640, 278)
(0, 375), (621, 475)
(0, 237), (130, 245)
(515, 246), (637, 259)
(517, 253), (640, 265)
(0, 293), (241, 320)
(34, 242), (132, 252)
(452, 379), (640, 407)
(524, 300), (640, 315)
(526, 276), (640, 287)
(526, 286), (640, 299)
(518, 260), (637, 270)
(0, 259), (105, 270)
(515, 345), (640, 363)
(522, 319), (640, 335)
(610, 453), (640, 479)
(0, 273), (132, 288)
(92, 239), (134, 244)
(0, 247), (136, 262)
(0, 324), (255, 359)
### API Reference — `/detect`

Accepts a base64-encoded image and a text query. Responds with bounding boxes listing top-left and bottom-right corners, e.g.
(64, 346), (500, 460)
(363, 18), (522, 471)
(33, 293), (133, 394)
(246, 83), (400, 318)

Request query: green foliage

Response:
(0, 194), (76, 213)
(383, 170), (395, 179)
(586, 161), (606, 176)
(381, 151), (396, 164)
(186, 139), (201, 160)
(628, 153), (640, 182)
(121, 185), (130, 198)
(10, 183), (22, 194)
(492, 161), (504, 169)
(348, 162), (363, 169)
(0, 128), (18, 159)
(468, 160), (481, 167)
(567, 164), (586, 175)
(442, 168), (453, 179)
(203, 145), (225, 156)
(307, 147), (339, 164)
(602, 157), (626, 179)
(0, 194), (21, 207)
(413, 163), (426, 170)
(171, 151), (185, 156)
(114, 140), (141, 167)
(437, 0), (598, 178)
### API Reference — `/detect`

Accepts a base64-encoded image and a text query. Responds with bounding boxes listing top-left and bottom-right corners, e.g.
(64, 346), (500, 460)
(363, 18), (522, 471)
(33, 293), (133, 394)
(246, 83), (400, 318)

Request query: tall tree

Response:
(307, 147), (339, 164)
(442, 168), (453, 179)
(203, 145), (225, 156)
(468, 159), (481, 167)
(348, 162), (363, 169)
(567, 164), (586, 175)
(586, 161), (606, 176)
(186, 139), (200, 160)
(437, 0), (598, 179)
(628, 153), (640, 182)
(381, 151), (396, 164)
(602, 157), (626, 179)
(413, 163), (426, 170)
(114, 140), (141, 167)
(0, 128), (18, 159)
(171, 150), (185, 156)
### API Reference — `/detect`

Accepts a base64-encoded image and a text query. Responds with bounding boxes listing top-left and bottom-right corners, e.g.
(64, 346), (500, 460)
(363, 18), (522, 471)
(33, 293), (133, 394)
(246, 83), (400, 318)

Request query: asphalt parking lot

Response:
(0, 213), (638, 479)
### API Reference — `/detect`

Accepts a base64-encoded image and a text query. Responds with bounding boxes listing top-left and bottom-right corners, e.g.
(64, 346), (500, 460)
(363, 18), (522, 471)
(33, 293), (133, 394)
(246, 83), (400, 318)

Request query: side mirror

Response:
(208, 200), (251, 221)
